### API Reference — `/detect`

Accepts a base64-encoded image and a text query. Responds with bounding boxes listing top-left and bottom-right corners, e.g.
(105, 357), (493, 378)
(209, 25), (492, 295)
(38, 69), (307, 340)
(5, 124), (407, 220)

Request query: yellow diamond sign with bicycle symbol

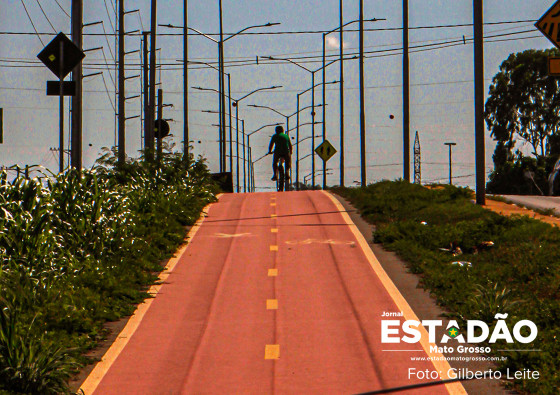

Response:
(315, 140), (337, 162)
(536, 0), (560, 49)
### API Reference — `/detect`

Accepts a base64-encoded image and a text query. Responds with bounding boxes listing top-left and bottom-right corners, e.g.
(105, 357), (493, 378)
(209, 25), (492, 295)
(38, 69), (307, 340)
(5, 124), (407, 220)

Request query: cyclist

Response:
(268, 125), (292, 181)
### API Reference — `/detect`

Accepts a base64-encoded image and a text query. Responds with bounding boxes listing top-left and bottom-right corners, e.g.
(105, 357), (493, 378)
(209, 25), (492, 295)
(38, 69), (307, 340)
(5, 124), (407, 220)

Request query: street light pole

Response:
(163, 21), (279, 173)
(227, 73), (233, 174)
(235, 102), (240, 191)
(296, 94), (301, 189)
(243, 119), (247, 192)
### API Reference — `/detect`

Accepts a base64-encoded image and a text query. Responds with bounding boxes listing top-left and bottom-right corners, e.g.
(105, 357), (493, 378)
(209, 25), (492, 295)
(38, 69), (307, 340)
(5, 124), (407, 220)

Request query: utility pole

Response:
(147, 0), (157, 161)
(142, 31), (149, 151)
(183, 0), (189, 161)
(157, 88), (163, 162)
(71, 0), (83, 169)
(218, 0), (226, 172)
(118, 0), (126, 165)
(414, 131), (421, 184)
(444, 142), (456, 185)
(359, 0), (367, 187)
(474, 0), (486, 204)
(403, 0), (410, 181)
(339, 0), (345, 187)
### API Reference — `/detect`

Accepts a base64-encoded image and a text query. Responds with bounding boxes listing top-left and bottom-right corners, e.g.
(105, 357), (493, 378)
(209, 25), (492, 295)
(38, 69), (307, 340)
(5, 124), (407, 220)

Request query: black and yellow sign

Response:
(536, 0), (560, 49)
(37, 32), (85, 79)
(315, 140), (337, 162)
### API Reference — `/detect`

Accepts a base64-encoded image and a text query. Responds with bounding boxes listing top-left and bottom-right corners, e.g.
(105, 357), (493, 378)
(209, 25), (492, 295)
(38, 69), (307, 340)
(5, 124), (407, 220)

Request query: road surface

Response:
(498, 195), (560, 215)
(81, 191), (465, 394)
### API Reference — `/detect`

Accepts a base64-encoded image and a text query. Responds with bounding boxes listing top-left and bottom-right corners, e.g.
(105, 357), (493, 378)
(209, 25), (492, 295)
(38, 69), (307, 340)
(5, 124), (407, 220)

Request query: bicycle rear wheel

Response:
(277, 164), (285, 192)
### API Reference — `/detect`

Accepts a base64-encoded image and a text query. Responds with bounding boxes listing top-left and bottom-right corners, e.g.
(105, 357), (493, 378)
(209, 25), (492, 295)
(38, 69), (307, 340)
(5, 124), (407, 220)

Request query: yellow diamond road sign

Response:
(315, 140), (337, 162)
(536, 0), (560, 49)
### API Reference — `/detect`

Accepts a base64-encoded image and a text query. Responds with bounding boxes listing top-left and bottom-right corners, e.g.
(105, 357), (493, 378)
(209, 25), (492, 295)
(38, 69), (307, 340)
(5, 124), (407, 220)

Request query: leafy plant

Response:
(335, 181), (560, 393)
(0, 146), (217, 393)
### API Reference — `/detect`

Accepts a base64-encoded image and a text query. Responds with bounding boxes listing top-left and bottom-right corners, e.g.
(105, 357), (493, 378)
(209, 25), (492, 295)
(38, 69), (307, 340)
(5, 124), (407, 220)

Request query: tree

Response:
(485, 49), (560, 162)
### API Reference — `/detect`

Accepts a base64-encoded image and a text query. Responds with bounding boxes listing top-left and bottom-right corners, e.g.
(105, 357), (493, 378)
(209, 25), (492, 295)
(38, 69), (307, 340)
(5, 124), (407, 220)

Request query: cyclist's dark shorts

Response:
(273, 152), (291, 167)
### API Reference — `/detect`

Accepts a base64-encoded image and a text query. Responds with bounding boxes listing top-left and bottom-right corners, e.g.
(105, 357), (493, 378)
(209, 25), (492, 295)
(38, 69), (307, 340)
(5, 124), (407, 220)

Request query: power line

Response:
(35, 0), (57, 33)
(0, 27), (538, 71)
(53, 0), (70, 18)
(19, 0), (44, 45)
(0, 19), (538, 37)
(103, 0), (116, 35)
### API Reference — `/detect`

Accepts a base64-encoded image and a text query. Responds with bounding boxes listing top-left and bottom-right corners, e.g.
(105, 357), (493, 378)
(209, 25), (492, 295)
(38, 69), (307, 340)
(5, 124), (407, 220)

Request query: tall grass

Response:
(0, 149), (217, 394)
(334, 181), (560, 394)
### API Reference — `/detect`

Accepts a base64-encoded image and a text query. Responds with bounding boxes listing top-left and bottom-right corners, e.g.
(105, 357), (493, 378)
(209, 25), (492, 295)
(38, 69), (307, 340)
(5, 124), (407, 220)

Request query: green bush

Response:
(0, 149), (217, 394)
(334, 181), (560, 394)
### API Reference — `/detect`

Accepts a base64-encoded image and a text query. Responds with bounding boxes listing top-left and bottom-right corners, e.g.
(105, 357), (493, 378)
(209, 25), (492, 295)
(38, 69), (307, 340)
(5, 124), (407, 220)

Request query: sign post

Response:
(37, 33), (85, 173)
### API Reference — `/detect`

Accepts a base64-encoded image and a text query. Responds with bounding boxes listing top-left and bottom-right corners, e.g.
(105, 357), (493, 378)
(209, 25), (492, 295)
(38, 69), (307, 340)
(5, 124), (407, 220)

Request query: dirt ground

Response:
(483, 198), (560, 227)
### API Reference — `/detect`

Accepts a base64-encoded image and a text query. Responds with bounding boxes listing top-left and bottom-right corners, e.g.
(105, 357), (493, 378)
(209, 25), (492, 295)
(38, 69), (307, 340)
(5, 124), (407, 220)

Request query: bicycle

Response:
(276, 157), (287, 192)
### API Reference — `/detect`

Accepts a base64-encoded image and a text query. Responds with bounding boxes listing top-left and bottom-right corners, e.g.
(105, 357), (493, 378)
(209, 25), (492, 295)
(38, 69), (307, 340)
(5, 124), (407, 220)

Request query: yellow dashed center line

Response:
(268, 199), (279, 361)
(265, 345), (280, 360)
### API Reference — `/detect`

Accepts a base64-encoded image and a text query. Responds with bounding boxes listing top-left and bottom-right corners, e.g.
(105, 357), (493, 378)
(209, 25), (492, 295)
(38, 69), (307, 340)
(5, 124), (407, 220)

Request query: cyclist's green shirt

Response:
(269, 133), (292, 156)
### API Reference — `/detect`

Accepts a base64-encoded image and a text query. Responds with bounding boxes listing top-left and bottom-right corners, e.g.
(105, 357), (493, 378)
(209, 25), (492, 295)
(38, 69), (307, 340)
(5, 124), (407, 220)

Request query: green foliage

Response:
(486, 154), (551, 195)
(0, 148), (217, 393)
(335, 181), (560, 394)
(486, 48), (560, 161)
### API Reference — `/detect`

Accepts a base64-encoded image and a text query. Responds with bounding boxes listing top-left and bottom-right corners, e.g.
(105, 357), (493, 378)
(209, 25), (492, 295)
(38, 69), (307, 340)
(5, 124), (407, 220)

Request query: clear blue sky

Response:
(0, 0), (554, 189)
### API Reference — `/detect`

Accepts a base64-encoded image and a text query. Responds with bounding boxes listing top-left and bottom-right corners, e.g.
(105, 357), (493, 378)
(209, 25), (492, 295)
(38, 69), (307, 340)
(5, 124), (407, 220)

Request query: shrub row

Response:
(334, 181), (560, 394)
(0, 150), (217, 394)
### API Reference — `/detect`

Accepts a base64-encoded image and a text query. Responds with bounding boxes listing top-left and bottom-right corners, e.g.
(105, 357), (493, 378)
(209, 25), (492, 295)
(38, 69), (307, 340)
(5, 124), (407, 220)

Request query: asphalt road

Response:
(81, 191), (466, 394)
(498, 195), (560, 215)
